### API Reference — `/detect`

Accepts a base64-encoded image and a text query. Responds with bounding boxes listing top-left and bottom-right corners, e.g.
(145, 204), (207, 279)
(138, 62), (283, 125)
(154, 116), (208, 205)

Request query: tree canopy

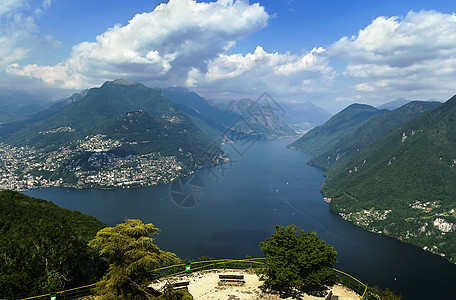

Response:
(88, 219), (179, 299)
(0, 190), (106, 299)
(259, 225), (337, 292)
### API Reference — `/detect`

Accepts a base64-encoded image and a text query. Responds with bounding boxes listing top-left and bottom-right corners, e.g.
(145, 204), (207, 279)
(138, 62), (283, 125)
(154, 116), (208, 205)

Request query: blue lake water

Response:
(23, 138), (456, 299)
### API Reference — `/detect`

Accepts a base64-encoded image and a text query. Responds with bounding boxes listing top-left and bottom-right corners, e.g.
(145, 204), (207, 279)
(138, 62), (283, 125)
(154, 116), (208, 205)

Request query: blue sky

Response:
(1, 0), (456, 112)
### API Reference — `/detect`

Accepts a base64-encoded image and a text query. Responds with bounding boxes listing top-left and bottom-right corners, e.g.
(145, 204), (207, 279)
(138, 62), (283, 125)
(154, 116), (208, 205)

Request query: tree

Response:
(88, 219), (179, 299)
(259, 225), (337, 293)
(0, 190), (105, 299)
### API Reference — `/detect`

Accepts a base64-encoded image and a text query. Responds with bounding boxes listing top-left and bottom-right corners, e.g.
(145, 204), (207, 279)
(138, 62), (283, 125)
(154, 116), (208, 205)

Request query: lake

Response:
(23, 138), (456, 299)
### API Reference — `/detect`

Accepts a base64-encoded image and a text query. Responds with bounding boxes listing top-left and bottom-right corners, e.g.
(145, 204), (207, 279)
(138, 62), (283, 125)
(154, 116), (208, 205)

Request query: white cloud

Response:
(43, 0), (51, 9)
(5, 5), (456, 111)
(8, 0), (269, 89)
(331, 10), (456, 102)
(185, 46), (334, 100)
(0, 12), (38, 66)
(0, 0), (23, 16)
(0, 0), (58, 67)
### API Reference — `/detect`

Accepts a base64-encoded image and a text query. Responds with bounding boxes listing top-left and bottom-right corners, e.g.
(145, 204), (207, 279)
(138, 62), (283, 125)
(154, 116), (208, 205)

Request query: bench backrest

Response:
(219, 274), (244, 280)
(171, 281), (189, 287)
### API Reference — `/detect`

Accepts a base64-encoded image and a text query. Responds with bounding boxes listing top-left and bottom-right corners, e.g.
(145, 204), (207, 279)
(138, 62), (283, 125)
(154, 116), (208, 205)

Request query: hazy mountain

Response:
(377, 98), (411, 110)
(323, 95), (456, 262)
(0, 90), (51, 122)
(280, 101), (332, 132)
(309, 101), (441, 169)
(288, 104), (387, 156)
(160, 87), (239, 140)
(0, 90), (88, 137)
(222, 98), (296, 139)
(161, 87), (239, 127)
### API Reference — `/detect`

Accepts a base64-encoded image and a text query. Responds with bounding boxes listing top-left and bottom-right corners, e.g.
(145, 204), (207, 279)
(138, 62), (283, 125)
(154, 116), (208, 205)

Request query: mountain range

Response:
(162, 88), (297, 140)
(308, 101), (441, 170)
(280, 101), (332, 133)
(0, 80), (226, 189)
(288, 104), (387, 157)
(289, 96), (456, 263)
(0, 90), (54, 123)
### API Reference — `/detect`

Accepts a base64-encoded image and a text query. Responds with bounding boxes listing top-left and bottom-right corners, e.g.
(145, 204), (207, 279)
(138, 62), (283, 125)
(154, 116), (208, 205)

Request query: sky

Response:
(1, 0), (456, 112)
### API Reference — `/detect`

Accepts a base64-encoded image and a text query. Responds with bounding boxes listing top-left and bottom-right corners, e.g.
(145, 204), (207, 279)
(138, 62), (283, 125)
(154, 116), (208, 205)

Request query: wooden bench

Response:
(169, 281), (190, 290)
(219, 274), (245, 285)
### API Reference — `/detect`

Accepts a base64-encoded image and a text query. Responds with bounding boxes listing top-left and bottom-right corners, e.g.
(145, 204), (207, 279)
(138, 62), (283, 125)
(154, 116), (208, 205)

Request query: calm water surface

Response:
(24, 138), (456, 299)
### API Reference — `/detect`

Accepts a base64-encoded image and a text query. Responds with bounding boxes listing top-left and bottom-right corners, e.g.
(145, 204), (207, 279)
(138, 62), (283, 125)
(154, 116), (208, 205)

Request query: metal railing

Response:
(21, 258), (368, 300)
(21, 283), (96, 300)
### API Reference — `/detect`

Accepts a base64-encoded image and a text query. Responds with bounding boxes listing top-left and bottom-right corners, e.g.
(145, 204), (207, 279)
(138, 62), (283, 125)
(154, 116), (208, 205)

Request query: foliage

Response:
(365, 287), (402, 300)
(309, 101), (441, 169)
(88, 219), (179, 299)
(259, 225), (337, 293)
(195, 255), (216, 262)
(289, 104), (386, 156)
(0, 190), (106, 299)
(323, 95), (456, 262)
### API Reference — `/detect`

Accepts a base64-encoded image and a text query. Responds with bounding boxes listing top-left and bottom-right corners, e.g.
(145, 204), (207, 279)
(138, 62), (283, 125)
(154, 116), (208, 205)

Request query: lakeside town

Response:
(0, 134), (188, 190)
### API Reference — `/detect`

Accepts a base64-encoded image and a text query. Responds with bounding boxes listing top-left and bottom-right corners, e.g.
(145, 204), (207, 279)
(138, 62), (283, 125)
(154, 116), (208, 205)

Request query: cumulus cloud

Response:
(0, 0), (58, 67)
(331, 10), (456, 102)
(8, 0), (270, 88)
(0, 0), (23, 16)
(185, 46), (334, 100)
(6, 5), (456, 110)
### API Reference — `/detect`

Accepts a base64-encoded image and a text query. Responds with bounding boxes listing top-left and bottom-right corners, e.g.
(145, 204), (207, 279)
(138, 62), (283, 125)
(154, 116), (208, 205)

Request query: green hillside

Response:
(309, 101), (441, 169)
(289, 104), (386, 156)
(4, 80), (184, 151)
(323, 95), (456, 262)
(0, 80), (225, 189)
(161, 87), (239, 141)
(0, 190), (106, 299)
(92, 110), (221, 163)
(162, 87), (239, 127)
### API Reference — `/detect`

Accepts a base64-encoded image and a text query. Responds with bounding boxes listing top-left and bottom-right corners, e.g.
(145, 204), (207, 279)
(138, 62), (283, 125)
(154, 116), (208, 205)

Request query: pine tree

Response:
(89, 219), (178, 299)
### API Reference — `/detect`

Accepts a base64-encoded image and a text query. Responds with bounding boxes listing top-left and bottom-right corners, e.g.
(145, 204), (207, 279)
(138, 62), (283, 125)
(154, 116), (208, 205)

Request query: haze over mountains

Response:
(289, 104), (387, 156)
(0, 80), (307, 190)
(289, 95), (456, 263)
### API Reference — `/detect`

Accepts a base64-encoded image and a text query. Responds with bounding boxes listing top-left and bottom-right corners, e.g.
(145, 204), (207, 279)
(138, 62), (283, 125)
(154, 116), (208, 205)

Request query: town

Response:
(0, 134), (187, 190)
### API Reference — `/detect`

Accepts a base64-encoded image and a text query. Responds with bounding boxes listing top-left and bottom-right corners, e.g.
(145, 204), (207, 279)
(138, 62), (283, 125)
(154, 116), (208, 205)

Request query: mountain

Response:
(288, 104), (387, 157)
(222, 98), (296, 139)
(377, 98), (411, 110)
(280, 101), (332, 133)
(161, 87), (239, 127)
(0, 90), (51, 122)
(309, 101), (441, 169)
(162, 88), (296, 140)
(0, 190), (106, 299)
(0, 80), (225, 189)
(323, 95), (456, 262)
(0, 90), (88, 137)
(160, 87), (239, 140)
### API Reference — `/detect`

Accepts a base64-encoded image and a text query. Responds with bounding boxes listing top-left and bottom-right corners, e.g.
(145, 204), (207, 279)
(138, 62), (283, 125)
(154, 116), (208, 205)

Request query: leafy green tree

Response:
(0, 190), (106, 299)
(259, 225), (337, 292)
(89, 219), (179, 299)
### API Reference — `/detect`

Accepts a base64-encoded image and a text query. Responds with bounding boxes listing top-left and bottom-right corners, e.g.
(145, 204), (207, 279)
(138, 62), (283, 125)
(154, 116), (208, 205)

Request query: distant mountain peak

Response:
(377, 98), (411, 110)
(110, 79), (138, 86)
